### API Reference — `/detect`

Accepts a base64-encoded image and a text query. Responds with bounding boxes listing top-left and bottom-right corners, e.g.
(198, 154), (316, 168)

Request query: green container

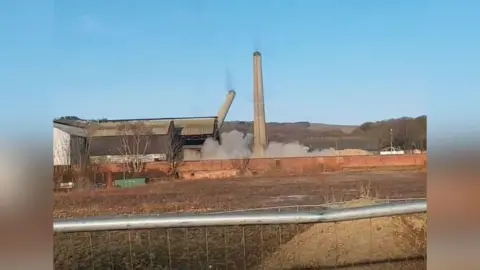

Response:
(113, 178), (146, 188)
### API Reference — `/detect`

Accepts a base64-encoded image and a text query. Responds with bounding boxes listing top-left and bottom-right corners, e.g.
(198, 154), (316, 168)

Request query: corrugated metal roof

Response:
(180, 125), (215, 135)
(54, 122), (88, 137)
(53, 117), (217, 137)
(89, 127), (170, 137)
(97, 116), (216, 122)
(91, 118), (217, 136)
(88, 120), (173, 137)
(172, 118), (217, 135)
(172, 118), (216, 127)
(94, 119), (172, 127)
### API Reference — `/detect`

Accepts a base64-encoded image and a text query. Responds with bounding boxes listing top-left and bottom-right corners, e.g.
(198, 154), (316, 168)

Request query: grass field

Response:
(54, 171), (427, 269)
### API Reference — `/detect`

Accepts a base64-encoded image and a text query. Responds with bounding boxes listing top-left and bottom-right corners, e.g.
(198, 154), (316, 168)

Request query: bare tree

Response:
(231, 156), (252, 176)
(71, 135), (91, 170)
(117, 122), (153, 174)
(165, 129), (183, 179)
(70, 133), (93, 188)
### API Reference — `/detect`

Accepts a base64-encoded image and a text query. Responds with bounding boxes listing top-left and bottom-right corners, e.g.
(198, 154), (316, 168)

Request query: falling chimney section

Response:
(253, 51), (267, 157)
(217, 90), (236, 130)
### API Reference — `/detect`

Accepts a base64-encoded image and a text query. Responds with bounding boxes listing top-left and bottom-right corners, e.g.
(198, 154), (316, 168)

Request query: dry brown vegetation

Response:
(54, 171), (426, 269)
(54, 171), (426, 218)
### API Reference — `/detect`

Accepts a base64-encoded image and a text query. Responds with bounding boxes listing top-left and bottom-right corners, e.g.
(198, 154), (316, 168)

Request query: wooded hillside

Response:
(220, 116), (426, 151)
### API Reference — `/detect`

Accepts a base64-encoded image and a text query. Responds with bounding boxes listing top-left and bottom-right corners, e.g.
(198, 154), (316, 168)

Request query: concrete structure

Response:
(217, 90), (236, 129)
(53, 121), (89, 166)
(252, 51), (267, 156)
(173, 117), (219, 159)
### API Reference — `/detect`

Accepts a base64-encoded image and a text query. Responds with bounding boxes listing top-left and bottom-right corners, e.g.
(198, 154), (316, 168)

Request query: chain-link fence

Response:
(54, 200), (426, 270)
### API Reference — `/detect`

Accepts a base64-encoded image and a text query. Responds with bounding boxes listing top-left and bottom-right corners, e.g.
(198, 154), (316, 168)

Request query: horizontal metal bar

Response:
(54, 200), (426, 233)
(208, 198), (425, 214)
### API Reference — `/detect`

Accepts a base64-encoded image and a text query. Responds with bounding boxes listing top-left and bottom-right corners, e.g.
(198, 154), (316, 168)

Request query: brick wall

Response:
(55, 154), (426, 182)
(178, 154), (426, 179)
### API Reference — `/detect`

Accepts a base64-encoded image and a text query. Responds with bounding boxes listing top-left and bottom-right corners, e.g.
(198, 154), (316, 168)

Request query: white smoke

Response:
(199, 130), (370, 160)
(201, 130), (252, 159)
(266, 141), (337, 157)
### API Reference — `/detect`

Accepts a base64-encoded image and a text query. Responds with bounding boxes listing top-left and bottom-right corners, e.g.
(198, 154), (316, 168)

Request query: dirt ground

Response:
(54, 171), (426, 218)
(54, 171), (426, 269)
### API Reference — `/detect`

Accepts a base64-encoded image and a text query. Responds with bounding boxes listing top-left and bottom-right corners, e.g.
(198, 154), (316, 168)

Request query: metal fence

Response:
(54, 200), (427, 269)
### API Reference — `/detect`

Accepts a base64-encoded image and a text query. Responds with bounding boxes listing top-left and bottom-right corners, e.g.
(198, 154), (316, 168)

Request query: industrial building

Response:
(53, 90), (236, 165)
(53, 121), (90, 166)
(88, 120), (179, 163)
(88, 116), (217, 161)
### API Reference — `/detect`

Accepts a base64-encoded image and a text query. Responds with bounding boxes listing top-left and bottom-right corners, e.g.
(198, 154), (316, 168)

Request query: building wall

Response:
(88, 121), (179, 164)
(70, 135), (89, 166)
(89, 154), (167, 164)
(89, 135), (171, 156)
(70, 154), (426, 175)
(53, 127), (71, 165)
(54, 154), (426, 184)
(177, 154), (426, 179)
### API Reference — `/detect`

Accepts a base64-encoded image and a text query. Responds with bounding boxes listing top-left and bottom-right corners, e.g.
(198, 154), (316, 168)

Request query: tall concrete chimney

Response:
(253, 51), (267, 157)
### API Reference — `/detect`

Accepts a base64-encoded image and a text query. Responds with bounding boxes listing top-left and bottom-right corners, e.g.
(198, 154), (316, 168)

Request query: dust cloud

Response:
(199, 130), (370, 160)
(201, 130), (253, 159)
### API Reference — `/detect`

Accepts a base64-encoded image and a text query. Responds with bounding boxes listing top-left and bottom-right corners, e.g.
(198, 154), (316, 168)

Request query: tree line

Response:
(354, 115), (427, 150)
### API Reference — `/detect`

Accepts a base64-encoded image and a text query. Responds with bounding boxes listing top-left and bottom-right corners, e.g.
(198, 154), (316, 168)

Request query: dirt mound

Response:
(257, 198), (426, 269)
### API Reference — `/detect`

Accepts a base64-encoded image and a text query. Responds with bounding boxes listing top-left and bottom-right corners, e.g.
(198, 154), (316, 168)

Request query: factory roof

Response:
(94, 117), (217, 136)
(53, 122), (89, 137)
(54, 116), (217, 137)
(96, 116), (216, 122)
(88, 120), (174, 137)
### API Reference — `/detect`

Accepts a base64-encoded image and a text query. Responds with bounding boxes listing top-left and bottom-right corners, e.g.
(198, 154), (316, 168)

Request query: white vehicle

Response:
(379, 146), (405, 155)
(59, 182), (74, 189)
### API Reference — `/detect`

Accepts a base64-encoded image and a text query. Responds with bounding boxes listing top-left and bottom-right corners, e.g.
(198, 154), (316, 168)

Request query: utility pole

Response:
(405, 122), (408, 150)
(390, 128), (393, 151)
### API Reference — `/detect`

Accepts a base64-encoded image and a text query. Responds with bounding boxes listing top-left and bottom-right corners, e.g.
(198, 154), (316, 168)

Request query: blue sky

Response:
(0, 0), (478, 127)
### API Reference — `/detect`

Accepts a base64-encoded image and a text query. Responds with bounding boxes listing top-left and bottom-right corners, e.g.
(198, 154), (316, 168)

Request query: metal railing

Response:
(54, 200), (426, 233)
(54, 200), (427, 269)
